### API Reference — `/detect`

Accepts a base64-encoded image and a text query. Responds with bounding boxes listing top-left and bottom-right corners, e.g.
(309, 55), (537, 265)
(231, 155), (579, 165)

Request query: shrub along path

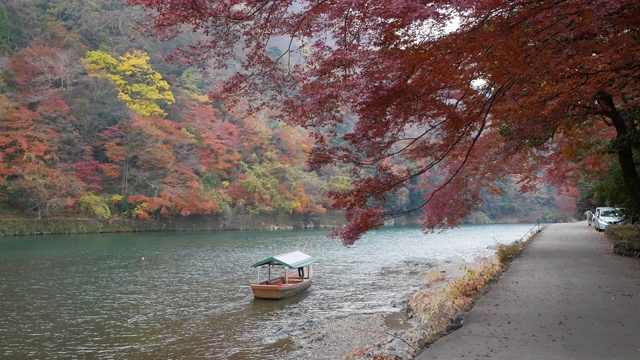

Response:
(415, 221), (640, 360)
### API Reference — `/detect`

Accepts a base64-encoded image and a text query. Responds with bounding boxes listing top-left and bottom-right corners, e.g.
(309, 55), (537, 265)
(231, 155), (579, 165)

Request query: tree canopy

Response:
(0, 0), (601, 238)
(127, 0), (639, 244)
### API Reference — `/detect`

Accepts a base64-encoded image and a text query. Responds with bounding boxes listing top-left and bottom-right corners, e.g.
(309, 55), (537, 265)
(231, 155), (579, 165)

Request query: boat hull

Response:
(250, 279), (312, 299)
(251, 268), (313, 300)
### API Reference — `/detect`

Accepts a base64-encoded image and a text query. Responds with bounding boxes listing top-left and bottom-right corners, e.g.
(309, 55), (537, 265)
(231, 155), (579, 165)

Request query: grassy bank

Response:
(607, 224), (640, 257)
(409, 236), (536, 356)
(409, 238), (531, 342)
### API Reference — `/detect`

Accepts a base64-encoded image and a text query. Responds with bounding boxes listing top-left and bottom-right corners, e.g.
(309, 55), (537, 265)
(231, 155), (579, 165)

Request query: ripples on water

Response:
(0, 224), (540, 359)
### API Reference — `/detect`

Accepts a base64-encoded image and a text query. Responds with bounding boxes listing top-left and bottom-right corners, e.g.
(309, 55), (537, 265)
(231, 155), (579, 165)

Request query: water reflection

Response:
(248, 290), (313, 313)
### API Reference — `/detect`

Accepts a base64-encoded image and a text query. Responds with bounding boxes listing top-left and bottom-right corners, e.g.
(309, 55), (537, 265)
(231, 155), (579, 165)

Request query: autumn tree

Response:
(12, 164), (85, 219)
(128, 0), (640, 244)
(0, 95), (48, 184)
(83, 50), (175, 116)
(0, 92), (87, 218)
(9, 44), (83, 103)
(227, 161), (324, 215)
(98, 112), (219, 218)
(177, 100), (242, 179)
(6, 44), (92, 166)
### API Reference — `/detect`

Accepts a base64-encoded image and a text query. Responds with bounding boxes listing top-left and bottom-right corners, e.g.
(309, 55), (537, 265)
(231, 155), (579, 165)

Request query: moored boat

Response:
(250, 251), (316, 299)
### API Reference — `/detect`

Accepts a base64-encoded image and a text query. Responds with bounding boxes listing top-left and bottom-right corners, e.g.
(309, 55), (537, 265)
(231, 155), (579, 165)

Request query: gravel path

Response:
(415, 222), (640, 360)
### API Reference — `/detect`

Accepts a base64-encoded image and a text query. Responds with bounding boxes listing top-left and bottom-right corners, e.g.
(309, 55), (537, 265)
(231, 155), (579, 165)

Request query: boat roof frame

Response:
(250, 250), (317, 269)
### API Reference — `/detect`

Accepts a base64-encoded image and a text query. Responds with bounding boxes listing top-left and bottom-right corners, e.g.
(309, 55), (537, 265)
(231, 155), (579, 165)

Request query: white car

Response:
(593, 207), (605, 230)
(593, 207), (626, 231)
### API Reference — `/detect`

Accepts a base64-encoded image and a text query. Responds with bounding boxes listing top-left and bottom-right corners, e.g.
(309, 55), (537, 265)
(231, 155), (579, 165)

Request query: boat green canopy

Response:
(250, 251), (317, 269)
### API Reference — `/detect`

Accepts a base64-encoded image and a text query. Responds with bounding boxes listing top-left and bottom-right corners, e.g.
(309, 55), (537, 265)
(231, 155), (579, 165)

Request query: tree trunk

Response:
(616, 145), (640, 212)
(597, 91), (640, 213)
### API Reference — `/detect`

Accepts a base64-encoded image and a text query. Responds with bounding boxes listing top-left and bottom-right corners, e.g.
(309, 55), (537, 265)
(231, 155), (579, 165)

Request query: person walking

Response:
(585, 209), (593, 226)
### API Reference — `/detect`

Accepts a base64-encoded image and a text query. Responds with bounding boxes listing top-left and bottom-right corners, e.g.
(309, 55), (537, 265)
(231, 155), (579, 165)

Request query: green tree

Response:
(594, 160), (638, 214)
(0, 4), (12, 55)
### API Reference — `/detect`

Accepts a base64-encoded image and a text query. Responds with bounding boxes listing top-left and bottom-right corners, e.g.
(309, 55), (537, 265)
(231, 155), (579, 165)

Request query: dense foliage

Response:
(128, 0), (638, 243)
(0, 0), (340, 221)
(0, 0), (578, 235)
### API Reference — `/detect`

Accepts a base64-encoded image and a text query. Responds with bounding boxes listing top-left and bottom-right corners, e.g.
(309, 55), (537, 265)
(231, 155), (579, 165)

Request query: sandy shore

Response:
(282, 260), (473, 359)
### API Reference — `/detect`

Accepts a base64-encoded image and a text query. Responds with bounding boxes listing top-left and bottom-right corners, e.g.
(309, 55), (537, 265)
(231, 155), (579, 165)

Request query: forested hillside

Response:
(0, 0), (573, 225)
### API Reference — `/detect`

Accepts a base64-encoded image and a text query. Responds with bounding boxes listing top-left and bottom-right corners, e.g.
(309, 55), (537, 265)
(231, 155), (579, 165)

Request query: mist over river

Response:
(0, 224), (540, 359)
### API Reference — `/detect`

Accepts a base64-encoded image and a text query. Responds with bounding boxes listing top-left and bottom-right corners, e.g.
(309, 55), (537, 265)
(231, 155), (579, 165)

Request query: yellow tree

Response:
(82, 50), (174, 116)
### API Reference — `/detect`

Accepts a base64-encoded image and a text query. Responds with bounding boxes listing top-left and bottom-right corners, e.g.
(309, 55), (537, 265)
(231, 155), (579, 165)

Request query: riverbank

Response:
(282, 232), (537, 359)
(0, 212), (348, 236)
(282, 259), (472, 360)
(0, 214), (541, 238)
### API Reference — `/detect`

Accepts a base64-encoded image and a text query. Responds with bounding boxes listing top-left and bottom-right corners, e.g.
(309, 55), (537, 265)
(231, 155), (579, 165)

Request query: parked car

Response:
(593, 207), (608, 230)
(593, 207), (626, 231)
(593, 207), (603, 230)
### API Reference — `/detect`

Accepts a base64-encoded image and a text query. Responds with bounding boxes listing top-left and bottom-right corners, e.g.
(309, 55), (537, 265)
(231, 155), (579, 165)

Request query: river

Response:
(0, 224), (540, 359)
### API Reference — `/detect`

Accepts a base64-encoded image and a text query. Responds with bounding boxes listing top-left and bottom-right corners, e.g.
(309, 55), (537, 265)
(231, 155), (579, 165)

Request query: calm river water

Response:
(0, 224), (540, 359)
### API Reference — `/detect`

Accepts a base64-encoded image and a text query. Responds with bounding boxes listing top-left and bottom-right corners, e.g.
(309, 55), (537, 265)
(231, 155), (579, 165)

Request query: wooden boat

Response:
(250, 251), (316, 300)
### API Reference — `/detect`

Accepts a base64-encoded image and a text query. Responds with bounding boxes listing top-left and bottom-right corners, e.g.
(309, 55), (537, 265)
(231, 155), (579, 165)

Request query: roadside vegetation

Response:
(409, 235), (534, 345)
(607, 225), (640, 258)
(407, 258), (500, 341)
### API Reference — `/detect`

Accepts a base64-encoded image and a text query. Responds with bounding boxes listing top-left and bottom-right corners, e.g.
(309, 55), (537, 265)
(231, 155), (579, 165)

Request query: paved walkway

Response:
(415, 221), (640, 360)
